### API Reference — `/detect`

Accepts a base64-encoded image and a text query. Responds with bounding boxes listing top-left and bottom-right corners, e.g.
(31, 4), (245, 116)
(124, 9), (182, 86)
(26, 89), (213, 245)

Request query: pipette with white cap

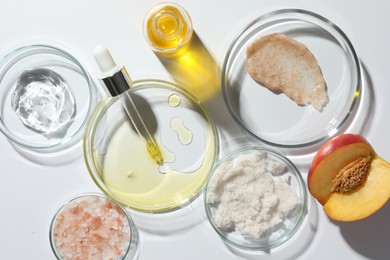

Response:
(93, 45), (163, 165)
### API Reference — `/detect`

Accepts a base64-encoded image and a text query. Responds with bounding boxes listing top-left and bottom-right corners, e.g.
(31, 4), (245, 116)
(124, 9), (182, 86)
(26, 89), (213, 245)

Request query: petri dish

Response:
(0, 44), (96, 153)
(83, 79), (218, 213)
(49, 193), (139, 260)
(222, 9), (361, 148)
(204, 146), (307, 250)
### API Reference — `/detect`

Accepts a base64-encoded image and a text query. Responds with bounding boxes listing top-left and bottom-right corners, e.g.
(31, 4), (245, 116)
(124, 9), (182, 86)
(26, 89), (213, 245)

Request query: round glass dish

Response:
(222, 9), (361, 148)
(204, 146), (307, 250)
(83, 79), (218, 213)
(49, 193), (139, 260)
(143, 2), (193, 55)
(0, 44), (95, 152)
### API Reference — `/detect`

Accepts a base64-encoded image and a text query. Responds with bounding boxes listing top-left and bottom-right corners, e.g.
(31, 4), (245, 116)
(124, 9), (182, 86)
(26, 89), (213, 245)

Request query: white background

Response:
(0, 0), (389, 259)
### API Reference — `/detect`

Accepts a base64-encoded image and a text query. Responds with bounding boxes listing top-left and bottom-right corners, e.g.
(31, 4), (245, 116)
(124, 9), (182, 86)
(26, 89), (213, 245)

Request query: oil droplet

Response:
(168, 93), (181, 107)
(170, 117), (192, 145)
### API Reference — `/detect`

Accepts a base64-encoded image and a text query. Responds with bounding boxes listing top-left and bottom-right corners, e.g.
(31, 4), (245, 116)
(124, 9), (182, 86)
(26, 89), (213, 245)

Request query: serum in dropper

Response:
(143, 3), (193, 56)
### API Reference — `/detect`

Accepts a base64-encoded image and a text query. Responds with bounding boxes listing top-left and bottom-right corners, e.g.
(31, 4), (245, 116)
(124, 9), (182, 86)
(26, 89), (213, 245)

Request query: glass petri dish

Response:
(49, 193), (139, 260)
(83, 79), (218, 213)
(204, 146), (307, 250)
(0, 44), (96, 153)
(222, 9), (361, 148)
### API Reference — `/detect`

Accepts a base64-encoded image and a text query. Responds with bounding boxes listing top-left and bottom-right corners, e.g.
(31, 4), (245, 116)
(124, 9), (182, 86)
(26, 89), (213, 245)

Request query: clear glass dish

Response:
(204, 146), (307, 250)
(83, 79), (218, 213)
(49, 193), (139, 260)
(222, 9), (361, 148)
(0, 44), (96, 153)
(143, 2), (193, 55)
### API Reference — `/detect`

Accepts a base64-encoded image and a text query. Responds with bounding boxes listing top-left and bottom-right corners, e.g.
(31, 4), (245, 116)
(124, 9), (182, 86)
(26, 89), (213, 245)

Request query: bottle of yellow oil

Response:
(143, 3), (193, 55)
(142, 4), (220, 103)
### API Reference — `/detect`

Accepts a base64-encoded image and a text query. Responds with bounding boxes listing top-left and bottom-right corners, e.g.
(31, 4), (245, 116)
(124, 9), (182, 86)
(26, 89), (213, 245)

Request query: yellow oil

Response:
(144, 5), (219, 103)
(101, 120), (216, 212)
(146, 139), (163, 165)
(170, 117), (193, 145)
(157, 35), (221, 103)
(146, 5), (192, 52)
(168, 93), (181, 107)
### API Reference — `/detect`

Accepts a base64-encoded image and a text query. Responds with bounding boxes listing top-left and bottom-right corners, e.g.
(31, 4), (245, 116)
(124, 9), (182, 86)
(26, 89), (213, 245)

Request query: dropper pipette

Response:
(93, 46), (163, 165)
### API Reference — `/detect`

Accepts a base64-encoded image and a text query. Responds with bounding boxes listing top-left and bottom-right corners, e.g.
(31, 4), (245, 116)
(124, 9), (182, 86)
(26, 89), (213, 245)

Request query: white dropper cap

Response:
(93, 45), (120, 77)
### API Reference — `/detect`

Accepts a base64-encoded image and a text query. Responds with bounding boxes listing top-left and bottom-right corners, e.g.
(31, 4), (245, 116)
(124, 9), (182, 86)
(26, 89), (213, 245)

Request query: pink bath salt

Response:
(52, 195), (131, 260)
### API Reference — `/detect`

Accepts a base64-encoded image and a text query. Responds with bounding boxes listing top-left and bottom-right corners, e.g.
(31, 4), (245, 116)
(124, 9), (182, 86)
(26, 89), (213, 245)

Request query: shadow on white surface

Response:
(336, 202), (390, 260)
(346, 62), (376, 137)
(156, 32), (221, 105)
(129, 194), (207, 236)
(11, 139), (85, 166)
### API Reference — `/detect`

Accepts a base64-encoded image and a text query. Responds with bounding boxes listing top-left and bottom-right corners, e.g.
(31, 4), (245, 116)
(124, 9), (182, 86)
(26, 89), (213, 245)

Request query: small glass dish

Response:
(204, 146), (307, 250)
(143, 2), (193, 55)
(222, 9), (361, 148)
(0, 44), (96, 158)
(83, 79), (218, 213)
(49, 193), (139, 260)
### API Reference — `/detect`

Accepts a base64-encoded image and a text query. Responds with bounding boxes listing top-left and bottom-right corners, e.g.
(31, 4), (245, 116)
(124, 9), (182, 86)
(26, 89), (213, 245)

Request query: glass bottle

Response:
(143, 3), (193, 56)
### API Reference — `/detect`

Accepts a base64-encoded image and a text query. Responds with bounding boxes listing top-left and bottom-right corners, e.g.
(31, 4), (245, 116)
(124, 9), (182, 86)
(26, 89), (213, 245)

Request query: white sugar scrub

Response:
(50, 194), (138, 260)
(206, 150), (301, 239)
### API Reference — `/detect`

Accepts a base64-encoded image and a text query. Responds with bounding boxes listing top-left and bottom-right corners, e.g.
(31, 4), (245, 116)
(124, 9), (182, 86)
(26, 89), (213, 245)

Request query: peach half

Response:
(308, 134), (390, 221)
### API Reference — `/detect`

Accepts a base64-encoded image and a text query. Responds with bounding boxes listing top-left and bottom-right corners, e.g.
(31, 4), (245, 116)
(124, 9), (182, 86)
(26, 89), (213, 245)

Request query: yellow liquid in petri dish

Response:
(146, 139), (163, 165)
(145, 4), (192, 52)
(101, 121), (216, 212)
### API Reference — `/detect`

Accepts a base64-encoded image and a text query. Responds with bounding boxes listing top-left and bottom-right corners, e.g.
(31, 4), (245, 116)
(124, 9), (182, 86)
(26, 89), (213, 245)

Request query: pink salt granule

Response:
(52, 195), (131, 260)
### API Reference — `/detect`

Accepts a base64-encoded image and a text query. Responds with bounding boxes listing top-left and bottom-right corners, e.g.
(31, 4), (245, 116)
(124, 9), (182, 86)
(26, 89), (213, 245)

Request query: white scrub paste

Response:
(206, 150), (300, 239)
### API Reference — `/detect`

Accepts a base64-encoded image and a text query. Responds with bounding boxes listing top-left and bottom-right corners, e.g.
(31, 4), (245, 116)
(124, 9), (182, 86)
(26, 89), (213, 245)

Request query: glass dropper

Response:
(93, 46), (163, 165)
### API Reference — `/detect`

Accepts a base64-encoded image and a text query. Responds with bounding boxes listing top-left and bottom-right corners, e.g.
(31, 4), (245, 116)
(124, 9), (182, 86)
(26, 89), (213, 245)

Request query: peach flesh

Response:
(308, 134), (390, 221)
(323, 155), (390, 221)
(308, 134), (373, 205)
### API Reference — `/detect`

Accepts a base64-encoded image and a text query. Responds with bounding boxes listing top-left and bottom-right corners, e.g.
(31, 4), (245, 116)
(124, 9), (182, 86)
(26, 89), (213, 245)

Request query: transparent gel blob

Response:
(11, 68), (75, 134)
